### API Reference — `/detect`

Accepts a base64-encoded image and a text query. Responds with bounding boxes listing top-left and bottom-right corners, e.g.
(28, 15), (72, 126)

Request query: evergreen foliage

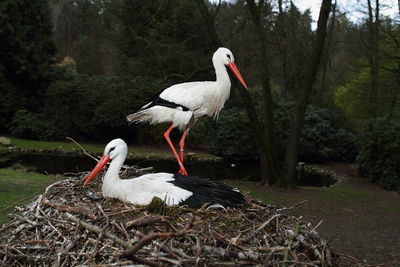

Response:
(42, 67), (168, 141)
(209, 99), (358, 162)
(119, 0), (215, 82)
(0, 0), (55, 130)
(208, 107), (257, 160)
(10, 110), (57, 140)
(357, 118), (400, 191)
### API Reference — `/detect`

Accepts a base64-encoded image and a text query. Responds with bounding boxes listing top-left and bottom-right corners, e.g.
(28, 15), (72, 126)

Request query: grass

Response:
(7, 137), (106, 153)
(0, 168), (59, 226)
(225, 180), (398, 217)
(1, 137), (220, 161)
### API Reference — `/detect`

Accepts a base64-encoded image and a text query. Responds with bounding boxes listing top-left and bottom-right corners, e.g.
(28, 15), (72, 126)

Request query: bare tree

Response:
(280, 0), (332, 187)
(195, 0), (279, 185)
(365, 0), (380, 117)
(48, 0), (71, 31)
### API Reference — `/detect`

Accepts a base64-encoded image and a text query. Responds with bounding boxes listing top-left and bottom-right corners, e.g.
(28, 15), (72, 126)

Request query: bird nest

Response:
(0, 166), (360, 266)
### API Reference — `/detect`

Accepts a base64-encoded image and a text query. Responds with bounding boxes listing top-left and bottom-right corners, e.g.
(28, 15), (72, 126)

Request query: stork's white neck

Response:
(102, 154), (126, 198)
(214, 61), (231, 90)
(208, 60), (231, 119)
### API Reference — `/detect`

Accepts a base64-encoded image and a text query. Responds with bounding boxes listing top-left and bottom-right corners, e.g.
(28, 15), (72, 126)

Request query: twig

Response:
(121, 214), (194, 258)
(277, 200), (309, 212)
(310, 219), (324, 234)
(66, 137), (98, 162)
(254, 214), (281, 235)
(129, 256), (161, 267)
(63, 213), (131, 248)
(43, 199), (96, 219)
(125, 215), (166, 228)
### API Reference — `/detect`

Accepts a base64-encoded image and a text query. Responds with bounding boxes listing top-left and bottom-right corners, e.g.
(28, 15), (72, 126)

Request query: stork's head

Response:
(213, 47), (248, 89)
(84, 139), (127, 186)
(104, 138), (127, 160)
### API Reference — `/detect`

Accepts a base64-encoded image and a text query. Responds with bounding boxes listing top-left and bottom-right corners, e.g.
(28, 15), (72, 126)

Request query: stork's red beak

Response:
(227, 62), (249, 89)
(84, 155), (111, 186)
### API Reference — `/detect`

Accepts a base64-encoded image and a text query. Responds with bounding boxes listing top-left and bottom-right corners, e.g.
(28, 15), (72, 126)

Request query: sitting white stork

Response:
(126, 47), (249, 176)
(83, 139), (245, 208)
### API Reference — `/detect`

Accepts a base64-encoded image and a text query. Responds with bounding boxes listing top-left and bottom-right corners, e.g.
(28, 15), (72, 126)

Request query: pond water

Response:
(0, 153), (336, 186)
(0, 153), (261, 181)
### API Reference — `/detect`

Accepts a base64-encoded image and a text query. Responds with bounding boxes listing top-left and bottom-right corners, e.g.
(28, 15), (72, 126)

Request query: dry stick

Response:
(211, 230), (246, 251)
(125, 215), (165, 228)
(97, 204), (109, 226)
(63, 213), (131, 248)
(283, 221), (302, 267)
(43, 199), (96, 219)
(310, 219), (324, 234)
(87, 232), (104, 264)
(121, 214), (194, 259)
(117, 222), (131, 245)
(129, 256), (161, 267)
(121, 231), (189, 259)
(60, 224), (81, 267)
(66, 137), (98, 162)
(276, 200), (309, 212)
(107, 208), (142, 217)
(200, 245), (260, 261)
(253, 214), (281, 235)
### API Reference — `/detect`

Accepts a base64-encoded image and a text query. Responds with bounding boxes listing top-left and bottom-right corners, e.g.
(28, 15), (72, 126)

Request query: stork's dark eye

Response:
(109, 147), (116, 154)
(227, 54), (231, 60)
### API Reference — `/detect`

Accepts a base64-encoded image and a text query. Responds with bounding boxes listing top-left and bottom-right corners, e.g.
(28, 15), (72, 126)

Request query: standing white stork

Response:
(126, 47), (249, 176)
(83, 139), (245, 208)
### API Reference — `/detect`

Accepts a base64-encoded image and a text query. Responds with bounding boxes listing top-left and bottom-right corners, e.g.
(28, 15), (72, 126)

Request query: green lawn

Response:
(0, 169), (59, 226)
(4, 137), (106, 153)
(1, 137), (220, 161)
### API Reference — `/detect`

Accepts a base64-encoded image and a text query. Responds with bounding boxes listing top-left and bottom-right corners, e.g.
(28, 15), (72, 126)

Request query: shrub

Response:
(274, 101), (358, 162)
(299, 105), (337, 162)
(330, 129), (358, 162)
(208, 107), (257, 160)
(356, 118), (400, 191)
(10, 110), (59, 140)
(43, 67), (168, 141)
(208, 100), (358, 162)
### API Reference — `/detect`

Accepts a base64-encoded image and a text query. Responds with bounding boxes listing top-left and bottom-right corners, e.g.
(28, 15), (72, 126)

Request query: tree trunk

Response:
(280, 0), (332, 187)
(195, 0), (274, 184)
(246, 0), (280, 185)
(195, 0), (221, 49)
(320, 1), (336, 94)
(366, 0), (380, 117)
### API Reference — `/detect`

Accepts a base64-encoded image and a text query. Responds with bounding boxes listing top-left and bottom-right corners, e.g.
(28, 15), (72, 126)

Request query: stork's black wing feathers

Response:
(168, 174), (245, 208)
(144, 95), (189, 111)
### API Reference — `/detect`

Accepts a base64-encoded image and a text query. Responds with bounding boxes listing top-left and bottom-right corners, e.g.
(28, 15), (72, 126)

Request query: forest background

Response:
(1, 0), (399, 189)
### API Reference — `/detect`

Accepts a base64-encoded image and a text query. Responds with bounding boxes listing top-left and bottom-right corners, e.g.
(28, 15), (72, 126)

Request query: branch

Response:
(43, 199), (96, 219)
(63, 212), (131, 248)
(66, 137), (98, 162)
(121, 214), (194, 259)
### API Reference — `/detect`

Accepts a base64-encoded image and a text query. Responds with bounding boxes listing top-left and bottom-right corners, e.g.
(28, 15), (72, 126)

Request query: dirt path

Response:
(227, 163), (400, 265)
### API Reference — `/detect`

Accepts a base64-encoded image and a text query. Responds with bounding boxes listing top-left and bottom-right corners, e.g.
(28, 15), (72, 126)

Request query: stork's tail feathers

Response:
(126, 112), (145, 123)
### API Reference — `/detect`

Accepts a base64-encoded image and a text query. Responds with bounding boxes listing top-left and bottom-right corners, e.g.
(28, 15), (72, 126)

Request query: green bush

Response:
(357, 118), (400, 191)
(330, 129), (358, 162)
(10, 110), (59, 140)
(208, 107), (257, 160)
(43, 67), (168, 141)
(274, 101), (358, 162)
(208, 100), (358, 162)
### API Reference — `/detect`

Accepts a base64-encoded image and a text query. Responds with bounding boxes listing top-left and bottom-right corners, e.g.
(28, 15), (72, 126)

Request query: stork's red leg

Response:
(179, 130), (188, 162)
(163, 124), (188, 175)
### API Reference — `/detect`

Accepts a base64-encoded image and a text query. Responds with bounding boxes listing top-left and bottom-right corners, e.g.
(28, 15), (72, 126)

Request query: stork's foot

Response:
(178, 167), (188, 176)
